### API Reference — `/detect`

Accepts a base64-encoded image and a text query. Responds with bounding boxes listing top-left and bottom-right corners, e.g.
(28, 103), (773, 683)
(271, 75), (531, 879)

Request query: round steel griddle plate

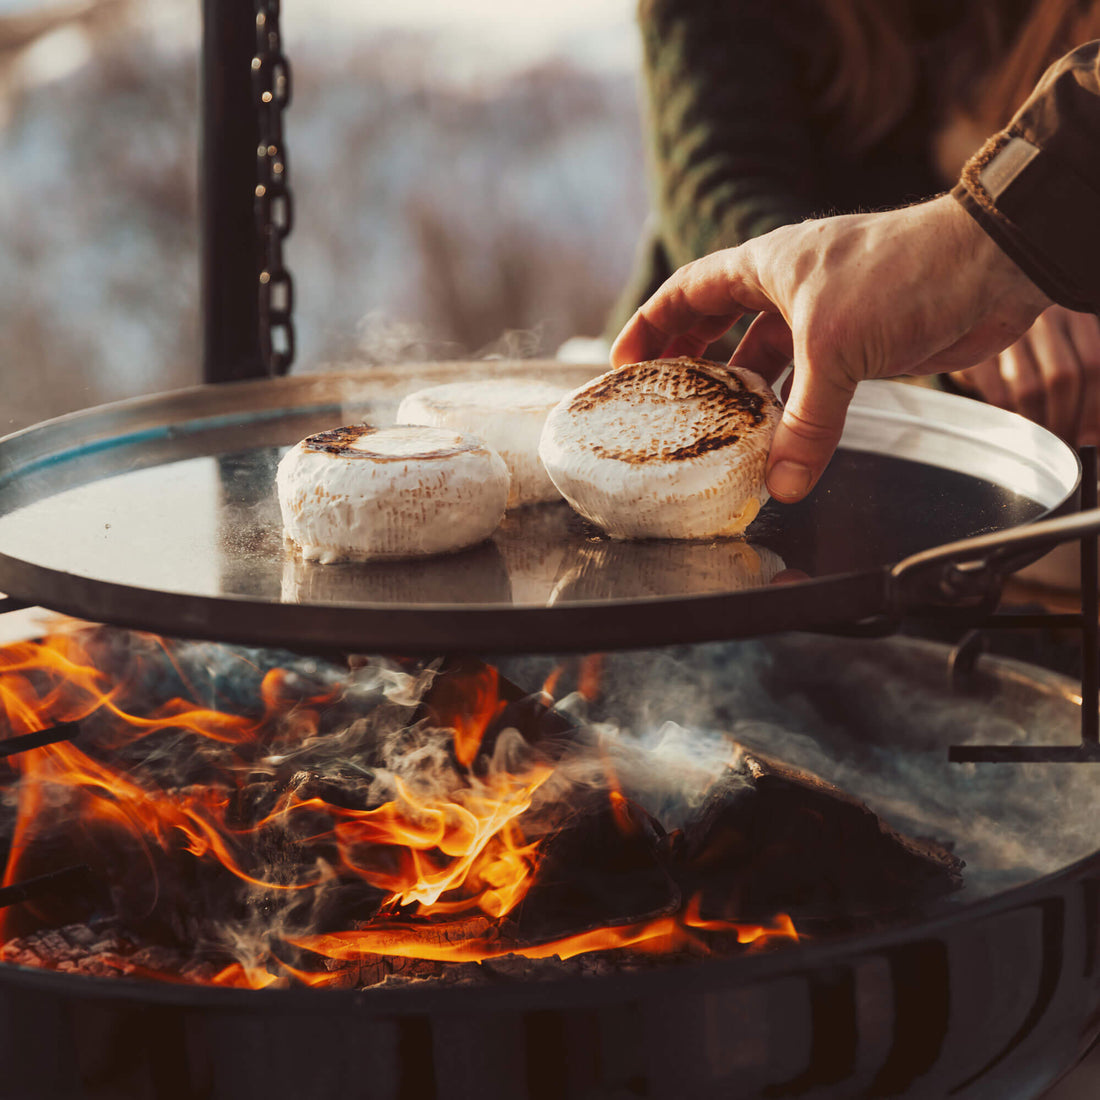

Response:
(0, 362), (1080, 653)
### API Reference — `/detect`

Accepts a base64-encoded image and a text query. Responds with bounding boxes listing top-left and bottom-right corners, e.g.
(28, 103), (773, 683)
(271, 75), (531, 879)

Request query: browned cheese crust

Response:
(568, 358), (775, 465)
(301, 425), (488, 462)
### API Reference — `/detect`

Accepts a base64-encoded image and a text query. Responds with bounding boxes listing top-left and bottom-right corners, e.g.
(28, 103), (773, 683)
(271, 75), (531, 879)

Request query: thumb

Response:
(765, 365), (856, 503)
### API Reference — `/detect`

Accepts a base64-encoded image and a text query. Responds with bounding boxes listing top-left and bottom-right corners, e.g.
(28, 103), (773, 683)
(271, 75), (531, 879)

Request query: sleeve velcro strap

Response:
(953, 130), (1100, 313)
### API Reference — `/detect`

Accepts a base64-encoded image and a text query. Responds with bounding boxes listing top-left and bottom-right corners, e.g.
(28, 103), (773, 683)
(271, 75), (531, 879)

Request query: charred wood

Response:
(673, 747), (964, 927)
(510, 789), (678, 942)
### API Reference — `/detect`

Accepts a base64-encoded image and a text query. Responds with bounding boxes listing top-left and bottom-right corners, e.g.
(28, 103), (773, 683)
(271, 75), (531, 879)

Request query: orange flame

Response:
(540, 665), (565, 705)
(425, 663), (506, 768)
(288, 892), (799, 969)
(577, 654), (605, 703)
(0, 628), (799, 989)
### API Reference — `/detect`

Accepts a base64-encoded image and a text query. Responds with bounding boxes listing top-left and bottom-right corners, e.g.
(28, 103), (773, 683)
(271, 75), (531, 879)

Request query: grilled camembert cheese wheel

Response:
(277, 425), (510, 562)
(396, 378), (567, 508)
(539, 357), (782, 539)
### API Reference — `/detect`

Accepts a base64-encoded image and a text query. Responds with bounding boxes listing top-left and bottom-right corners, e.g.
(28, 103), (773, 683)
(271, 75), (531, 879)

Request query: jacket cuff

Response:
(952, 131), (1100, 313)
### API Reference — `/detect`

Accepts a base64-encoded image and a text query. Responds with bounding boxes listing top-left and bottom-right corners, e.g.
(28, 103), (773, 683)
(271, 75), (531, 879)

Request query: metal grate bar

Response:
(0, 865), (90, 910)
(0, 723), (79, 759)
(1080, 449), (1099, 743)
(971, 612), (1085, 629)
(949, 743), (1100, 763)
(950, 447), (1100, 763)
(0, 597), (29, 617)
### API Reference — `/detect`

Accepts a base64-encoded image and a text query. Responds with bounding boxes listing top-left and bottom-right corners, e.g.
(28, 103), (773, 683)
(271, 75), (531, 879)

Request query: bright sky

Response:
(0, 0), (639, 77)
(287, 0), (632, 28)
(281, 0), (637, 73)
(0, 0), (630, 12)
(0, 0), (634, 36)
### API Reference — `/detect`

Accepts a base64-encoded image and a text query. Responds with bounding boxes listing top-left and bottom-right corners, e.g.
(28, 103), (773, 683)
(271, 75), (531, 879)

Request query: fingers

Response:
(1064, 310), (1100, 446)
(661, 326), (729, 360)
(1028, 311), (1081, 440)
(731, 312), (842, 503)
(995, 308), (1100, 443)
(611, 250), (770, 367)
(765, 362), (856, 503)
(998, 339), (1045, 426)
(949, 359), (1011, 409)
(939, 310), (1100, 446)
(770, 567), (811, 585)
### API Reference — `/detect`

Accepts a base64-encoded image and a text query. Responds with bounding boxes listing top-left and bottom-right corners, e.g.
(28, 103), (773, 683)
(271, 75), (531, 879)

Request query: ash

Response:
(0, 921), (219, 985)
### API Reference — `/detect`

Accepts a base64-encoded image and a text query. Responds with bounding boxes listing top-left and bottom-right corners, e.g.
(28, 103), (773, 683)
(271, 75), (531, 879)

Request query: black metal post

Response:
(1080, 447), (1099, 742)
(201, 0), (265, 383)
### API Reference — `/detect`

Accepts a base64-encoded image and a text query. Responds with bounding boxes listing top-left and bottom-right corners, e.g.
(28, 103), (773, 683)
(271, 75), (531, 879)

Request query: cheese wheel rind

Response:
(277, 424), (510, 562)
(397, 378), (566, 508)
(538, 358), (782, 540)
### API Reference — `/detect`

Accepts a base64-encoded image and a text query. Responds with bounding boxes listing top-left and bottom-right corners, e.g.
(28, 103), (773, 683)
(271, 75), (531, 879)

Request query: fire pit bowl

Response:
(0, 629), (1095, 1100)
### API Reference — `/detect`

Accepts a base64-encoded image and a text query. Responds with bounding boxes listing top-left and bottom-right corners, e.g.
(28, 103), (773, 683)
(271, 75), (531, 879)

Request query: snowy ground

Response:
(0, 0), (646, 430)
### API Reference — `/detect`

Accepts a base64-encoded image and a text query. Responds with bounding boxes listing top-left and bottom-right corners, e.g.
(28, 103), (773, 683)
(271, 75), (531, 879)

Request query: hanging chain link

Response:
(252, 0), (295, 376)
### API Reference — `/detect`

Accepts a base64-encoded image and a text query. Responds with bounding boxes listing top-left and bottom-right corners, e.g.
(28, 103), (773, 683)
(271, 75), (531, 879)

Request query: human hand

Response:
(947, 305), (1100, 445)
(610, 195), (1052, 502)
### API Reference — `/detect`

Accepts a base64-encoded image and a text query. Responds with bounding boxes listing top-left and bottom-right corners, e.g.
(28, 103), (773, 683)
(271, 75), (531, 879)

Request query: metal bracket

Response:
(949, 447), (1100, 763)
(891, 506), (1100, 612)
(947, 629), (986, 686)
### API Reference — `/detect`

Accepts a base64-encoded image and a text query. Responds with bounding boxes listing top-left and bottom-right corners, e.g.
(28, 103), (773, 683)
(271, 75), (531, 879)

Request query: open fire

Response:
(0, 625), (820, 991)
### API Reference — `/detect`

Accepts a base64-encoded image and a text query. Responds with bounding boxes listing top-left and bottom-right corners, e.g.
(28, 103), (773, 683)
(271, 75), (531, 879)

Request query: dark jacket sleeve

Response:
(638, 0), (822, 267)
(952, 40), (1100, 312)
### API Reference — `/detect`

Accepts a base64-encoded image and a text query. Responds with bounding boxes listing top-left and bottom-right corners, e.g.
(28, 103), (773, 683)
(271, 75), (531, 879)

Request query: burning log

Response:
(510, 789), (679, 943)
(673, 747), (964, 928)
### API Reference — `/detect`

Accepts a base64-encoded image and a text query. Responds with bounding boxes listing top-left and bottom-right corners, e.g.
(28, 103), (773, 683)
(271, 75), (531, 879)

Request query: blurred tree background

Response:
(0, 0), (646, 431)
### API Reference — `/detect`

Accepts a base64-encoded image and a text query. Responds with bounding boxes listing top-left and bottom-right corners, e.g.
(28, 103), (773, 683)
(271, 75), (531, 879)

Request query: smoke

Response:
(299, 310), (550, 373)
(501, 636), (1096, 902)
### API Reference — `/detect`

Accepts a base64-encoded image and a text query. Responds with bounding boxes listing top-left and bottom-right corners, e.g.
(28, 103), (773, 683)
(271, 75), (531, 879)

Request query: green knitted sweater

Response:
(607, 0), (1028, 349)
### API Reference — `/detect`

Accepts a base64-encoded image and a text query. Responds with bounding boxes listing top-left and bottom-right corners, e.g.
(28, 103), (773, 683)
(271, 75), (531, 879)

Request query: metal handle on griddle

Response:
(890, 506), (1100, 610)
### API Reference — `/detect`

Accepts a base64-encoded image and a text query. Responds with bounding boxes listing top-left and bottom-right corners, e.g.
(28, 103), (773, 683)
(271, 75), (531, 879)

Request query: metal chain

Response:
(252, 0), (295, 376)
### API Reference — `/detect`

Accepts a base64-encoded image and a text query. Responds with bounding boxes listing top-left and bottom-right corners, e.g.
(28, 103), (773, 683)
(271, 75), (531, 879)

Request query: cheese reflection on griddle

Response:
(280, 540), (512, 606)
(493, 502), (593, 605)
(549, 539), (786, 603)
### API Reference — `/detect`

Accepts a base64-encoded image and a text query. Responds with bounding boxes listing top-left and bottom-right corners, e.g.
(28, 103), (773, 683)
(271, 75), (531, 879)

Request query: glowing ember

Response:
(0, 626), (799, 989)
